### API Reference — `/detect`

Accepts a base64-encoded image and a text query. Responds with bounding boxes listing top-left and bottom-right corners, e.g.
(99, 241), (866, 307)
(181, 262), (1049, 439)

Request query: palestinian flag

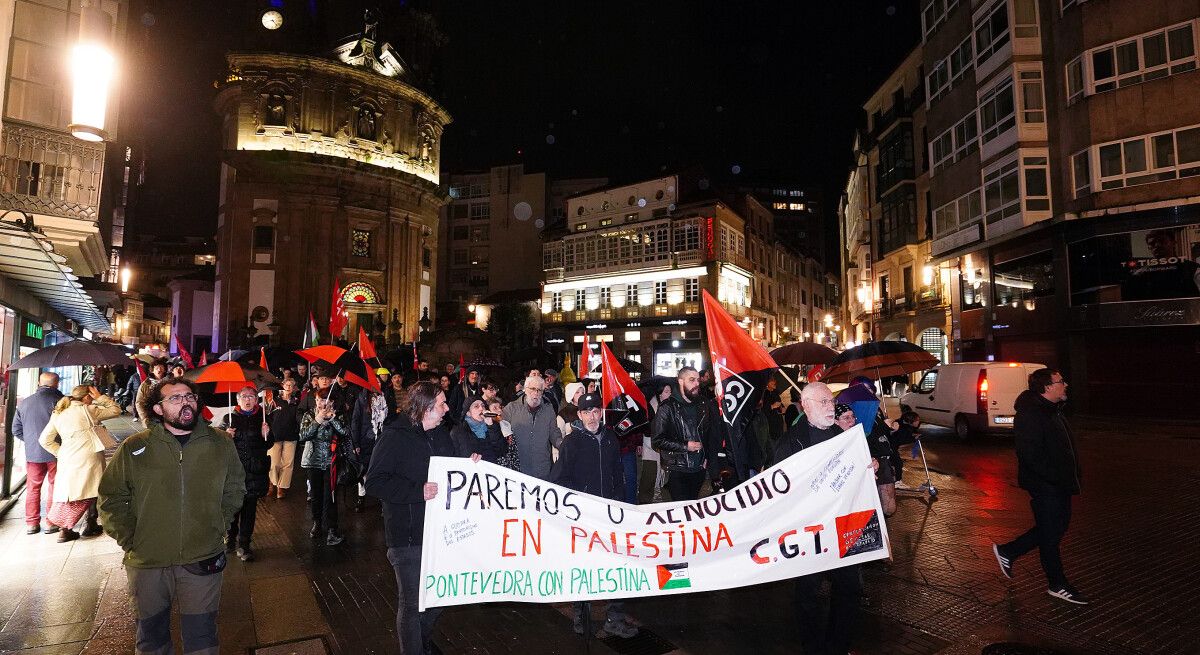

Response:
(656, 563), (691, 590)
(599, 342), (648, 436)
(133, 358), (148, 382)
(700, 289), (779, 443)
(302, 312), (320, 348)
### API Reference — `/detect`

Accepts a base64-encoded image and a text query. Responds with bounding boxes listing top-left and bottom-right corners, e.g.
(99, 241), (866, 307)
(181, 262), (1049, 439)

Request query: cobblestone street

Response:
(1, 414), (1197, 654)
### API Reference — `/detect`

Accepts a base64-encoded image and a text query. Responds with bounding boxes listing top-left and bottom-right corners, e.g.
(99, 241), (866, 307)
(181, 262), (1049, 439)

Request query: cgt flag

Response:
(700, 289), (780, 443)
(329, 279), (348, 340)
(599, 341), (648, 436)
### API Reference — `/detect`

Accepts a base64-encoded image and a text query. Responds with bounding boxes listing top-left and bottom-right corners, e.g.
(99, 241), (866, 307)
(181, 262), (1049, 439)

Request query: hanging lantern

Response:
(69, 1), (115, 142)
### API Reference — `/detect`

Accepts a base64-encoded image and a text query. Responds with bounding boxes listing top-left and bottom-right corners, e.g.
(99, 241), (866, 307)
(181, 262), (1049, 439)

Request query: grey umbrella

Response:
(10, 340), (134, 369)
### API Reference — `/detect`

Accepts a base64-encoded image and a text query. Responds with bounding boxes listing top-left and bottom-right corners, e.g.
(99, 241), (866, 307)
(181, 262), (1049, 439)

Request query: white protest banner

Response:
(419, 425), (888, 610)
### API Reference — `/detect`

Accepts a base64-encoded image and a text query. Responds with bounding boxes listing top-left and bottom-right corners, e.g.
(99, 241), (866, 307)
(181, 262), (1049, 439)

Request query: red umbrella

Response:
(295, 345), (377, 392)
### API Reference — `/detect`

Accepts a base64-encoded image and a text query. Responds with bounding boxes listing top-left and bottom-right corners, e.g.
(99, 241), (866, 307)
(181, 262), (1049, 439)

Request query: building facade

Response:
(212, 24), (451, 350)
(920, 0), (1200, 416)
(436, 165), (605, 322)
(0, 0), (127, 503)
(845, 47), (954, 362)
(541, 174), (835, 377)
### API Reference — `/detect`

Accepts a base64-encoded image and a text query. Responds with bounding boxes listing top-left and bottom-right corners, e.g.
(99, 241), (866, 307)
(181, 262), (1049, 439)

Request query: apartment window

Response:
(450, 270), (467, 284)
(599, 218), (613, 227)
(654, 281), (667, 305)
(954, 112), (979, 159)
(453, 248), (468, 265)
(922, 0), (959, 38)
(931, 130), (954, 172)
(686, 277), (699, 301)
(979, 78), (1016, 144)
(470, 225), (489, 242)
(1018, 69), (1045, 124)
(452, 225), (468, 240)
(469, 203), (490, 220)
(576, 222), (588, 231)
(878, 186), (918, 257)
(949, 37), (974, 82)
(1066, 57), (1084, 105)
(451, 204), (468, 220)
(801, 290), (808, 305)
(469, 247), (489, 265)
(927, 60), (950, 100)
(600, 286), (611, 308)
(788, 202), (805, 211)
(551, 292), (562, 312)
(1023, 156), (1050, 212)
(1012, 0), (1038, 38)
(933, 188), (983, 235)
(983, 158), (1021, 224)
(626, 284), (640, 307)
(772, 201), (787, 210)
(1072, 150), (1092, 198)
(575, 289), (586, 310)
(624, 213), (638, 222)
(974, 1), (1010, 65)
(1093, 22), (1197, 94)
(876, 125), (915, 192)
(1095, 125), (1200, 190)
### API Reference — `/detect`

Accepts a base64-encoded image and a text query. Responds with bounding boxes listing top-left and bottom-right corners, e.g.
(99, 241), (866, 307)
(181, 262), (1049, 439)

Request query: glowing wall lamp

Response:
(69, 1), (115, 142)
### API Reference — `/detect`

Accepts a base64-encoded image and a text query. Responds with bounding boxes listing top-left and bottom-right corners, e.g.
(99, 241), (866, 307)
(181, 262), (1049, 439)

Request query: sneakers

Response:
(26, 525), (40, 535)
(992, 543), (1014, 579)
(600, 618), (638, 639)
(42, 525), (60, 535)
(236, 547), (255, 562)
(57, 529), (79, 543)
(310, 523), (321, 539)
(1048, 584), (1090, 605)
(894, 480), (912, 490)
(326, 531), (344, 546)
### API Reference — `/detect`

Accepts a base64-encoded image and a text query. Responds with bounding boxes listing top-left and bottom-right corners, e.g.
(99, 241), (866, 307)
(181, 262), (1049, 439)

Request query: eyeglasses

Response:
(1048, 380), (1067, 386)
(161, 393), (199, 406)
(524, 386), (544, 393)
(812, 398), (835, 406)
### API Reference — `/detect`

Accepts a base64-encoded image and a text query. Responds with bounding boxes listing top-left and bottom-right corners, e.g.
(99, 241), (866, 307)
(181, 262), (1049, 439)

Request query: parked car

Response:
(900, 362), (1046, 440)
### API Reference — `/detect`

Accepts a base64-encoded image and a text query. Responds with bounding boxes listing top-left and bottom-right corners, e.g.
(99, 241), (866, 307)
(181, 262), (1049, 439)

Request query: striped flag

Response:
(302, 312), (320, 348)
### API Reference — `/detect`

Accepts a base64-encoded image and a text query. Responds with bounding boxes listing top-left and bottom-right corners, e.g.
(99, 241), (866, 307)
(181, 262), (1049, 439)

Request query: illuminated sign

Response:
(25, 321), (43, 340)
(705, 217), (716, 259)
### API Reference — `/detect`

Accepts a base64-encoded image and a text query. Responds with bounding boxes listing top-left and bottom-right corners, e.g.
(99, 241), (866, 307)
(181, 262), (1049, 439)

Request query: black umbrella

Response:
(769, 342), (838, 367)
(820, 341), (939, 383)
(10, 340), (134, 369)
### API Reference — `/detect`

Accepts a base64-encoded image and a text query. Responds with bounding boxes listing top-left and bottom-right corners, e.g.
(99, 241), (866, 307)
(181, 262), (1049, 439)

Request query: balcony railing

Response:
(0, 121), (103, 222)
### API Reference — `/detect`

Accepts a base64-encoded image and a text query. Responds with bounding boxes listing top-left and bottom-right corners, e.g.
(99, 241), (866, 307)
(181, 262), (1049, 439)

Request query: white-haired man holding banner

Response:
(775, 382), (879, 655)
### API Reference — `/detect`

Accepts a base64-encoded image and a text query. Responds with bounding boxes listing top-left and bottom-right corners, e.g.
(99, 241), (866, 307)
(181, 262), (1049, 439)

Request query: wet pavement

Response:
(1, 413), (1197, 654)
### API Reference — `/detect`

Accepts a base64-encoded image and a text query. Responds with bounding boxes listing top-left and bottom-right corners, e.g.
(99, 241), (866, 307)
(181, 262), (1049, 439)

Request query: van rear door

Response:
(985, 364), (1027, 426)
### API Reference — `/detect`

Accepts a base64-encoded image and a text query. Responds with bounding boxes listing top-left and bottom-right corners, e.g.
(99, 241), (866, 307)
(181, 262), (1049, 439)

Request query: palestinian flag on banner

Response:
(599, 342), (648, 436)
(302, 312), (321, 348)
(700, 289), (780, 440)
(656, 563), (691, 590)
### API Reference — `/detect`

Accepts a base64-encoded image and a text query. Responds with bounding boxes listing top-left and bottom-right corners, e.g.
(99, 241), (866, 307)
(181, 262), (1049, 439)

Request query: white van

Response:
(899, 362), (1046, 440)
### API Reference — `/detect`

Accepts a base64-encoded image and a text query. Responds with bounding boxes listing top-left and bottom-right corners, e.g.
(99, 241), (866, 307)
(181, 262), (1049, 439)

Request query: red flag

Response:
(198, 350), (208, 367)
(259, 347), (269, 371)
(344, 369), (381, 393)
(807, 364), (825, 382)
(700, 289), (779, 431)
(580, 332), (590, 376)
(329, 278), (348, 340)
(134, 358), (148, 382)
(358, 326), (377, 361)
(174, 334), (194, 369)
(458, 352), (464, 375)
(412, 341), (419, 371)
(600, 342), (648, 435)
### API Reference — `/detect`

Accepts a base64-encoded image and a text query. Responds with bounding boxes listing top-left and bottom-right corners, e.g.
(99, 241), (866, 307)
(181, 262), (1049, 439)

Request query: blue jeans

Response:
(621, 451), (638, 504)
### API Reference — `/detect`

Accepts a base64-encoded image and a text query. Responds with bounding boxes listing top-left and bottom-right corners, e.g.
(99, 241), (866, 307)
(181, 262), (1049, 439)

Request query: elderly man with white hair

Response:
(503, 374), (564, 480)
(773, 381), (877, 655)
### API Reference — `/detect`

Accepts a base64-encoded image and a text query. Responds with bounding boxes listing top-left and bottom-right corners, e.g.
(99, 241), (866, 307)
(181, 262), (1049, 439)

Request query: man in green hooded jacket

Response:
(99, 377), (245, 655)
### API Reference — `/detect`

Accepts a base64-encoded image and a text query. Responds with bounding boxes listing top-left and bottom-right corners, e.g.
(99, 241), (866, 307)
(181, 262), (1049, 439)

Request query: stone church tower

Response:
(212, 15), (450, 350)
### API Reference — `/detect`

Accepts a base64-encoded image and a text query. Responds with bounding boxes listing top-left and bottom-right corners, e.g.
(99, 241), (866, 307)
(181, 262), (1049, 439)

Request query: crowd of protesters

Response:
(9, 341), (1089, 655)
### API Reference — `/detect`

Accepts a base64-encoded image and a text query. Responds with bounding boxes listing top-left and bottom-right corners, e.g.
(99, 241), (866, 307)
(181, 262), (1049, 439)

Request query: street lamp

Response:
(69, 1), (115, 142)
(120, 266), (132, 293)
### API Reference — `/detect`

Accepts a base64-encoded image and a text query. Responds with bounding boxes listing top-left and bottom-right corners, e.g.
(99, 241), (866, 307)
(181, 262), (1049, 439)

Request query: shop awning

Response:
(0, 223), (111, 334)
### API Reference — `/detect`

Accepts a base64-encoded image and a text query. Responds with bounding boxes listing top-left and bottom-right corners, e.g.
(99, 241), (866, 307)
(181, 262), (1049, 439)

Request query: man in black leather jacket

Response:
(993, 368), (1088, 605)
(650, 367), (715, 501)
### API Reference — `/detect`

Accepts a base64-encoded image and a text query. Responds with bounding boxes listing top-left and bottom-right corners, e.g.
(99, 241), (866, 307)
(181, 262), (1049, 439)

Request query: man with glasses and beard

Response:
(504, 374), (563, 480)
(99, 378), (246, 655)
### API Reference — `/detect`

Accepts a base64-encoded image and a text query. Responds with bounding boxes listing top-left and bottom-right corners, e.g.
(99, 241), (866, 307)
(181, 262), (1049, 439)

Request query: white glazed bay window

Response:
(1067, 20), (1198, 105)
(1085, 125), (1200, 192)
(982, 150), (1050, 235)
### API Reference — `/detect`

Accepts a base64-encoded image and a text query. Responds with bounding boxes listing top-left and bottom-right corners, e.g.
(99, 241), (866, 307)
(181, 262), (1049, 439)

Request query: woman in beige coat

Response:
(39, 385), (120, 542)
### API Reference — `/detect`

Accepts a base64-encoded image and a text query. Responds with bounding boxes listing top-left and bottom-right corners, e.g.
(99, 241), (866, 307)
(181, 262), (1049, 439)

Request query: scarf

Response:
(465, 416), (487, 439)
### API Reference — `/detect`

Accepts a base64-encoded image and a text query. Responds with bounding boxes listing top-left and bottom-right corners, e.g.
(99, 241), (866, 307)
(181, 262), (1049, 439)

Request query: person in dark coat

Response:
(450, 395), (509, 463)
(366, 381), (480, 655)
(551, 393), (636, 639)
(993, 368), (1088, 605)
(774, 382), (876, 655)
(13, 372), (63, 535)
(328, 372), (361, 418)
(264, 379), (301, 499)
(349, 387), (389, 512)
(447, 367), (481, 421)
(217, 386), (273, 561)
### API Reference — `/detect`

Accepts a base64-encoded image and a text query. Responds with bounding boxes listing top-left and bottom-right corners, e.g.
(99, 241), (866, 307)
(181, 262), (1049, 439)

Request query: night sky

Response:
(125, 1), (919, 244)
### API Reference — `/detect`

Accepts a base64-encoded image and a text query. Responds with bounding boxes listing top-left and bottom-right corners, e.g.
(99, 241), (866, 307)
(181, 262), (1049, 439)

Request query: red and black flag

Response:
(600, 342), (649, 436)
(700, 289), (780, 439)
